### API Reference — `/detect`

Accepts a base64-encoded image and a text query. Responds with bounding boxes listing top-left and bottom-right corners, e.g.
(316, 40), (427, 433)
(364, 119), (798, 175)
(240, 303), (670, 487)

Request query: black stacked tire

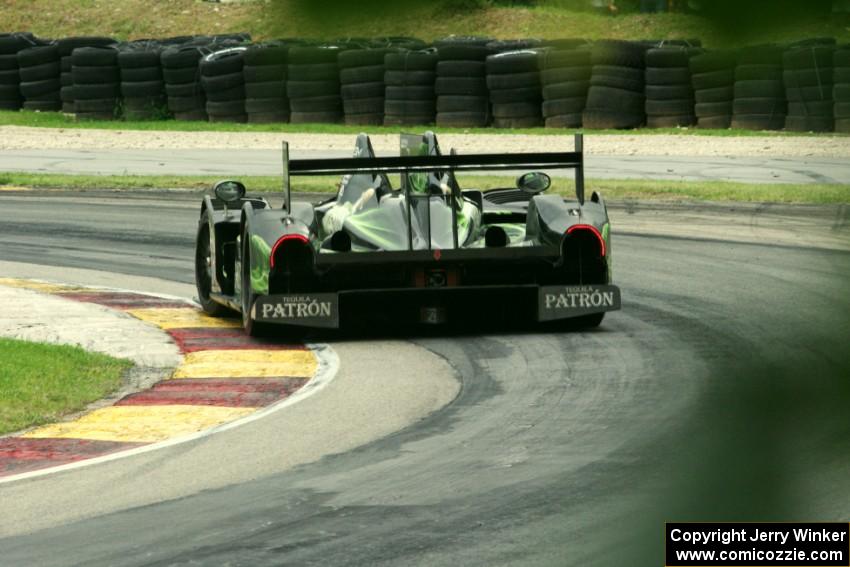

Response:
(119, 45), (167, 120)
(200, 47), (247, 123)
(584, 40), (647, 129)
(161, 45), (208, 121)
(0, 33), (39, 111)
(373, 37), (427, 51)
(732, 44), (786, 130)
(17, 43), (62, 111)
(834, 45), (850, 133)
(644, 46), (697, 128)
(287, 46), (344, 124)
(689, 49), (736, 128)
(486, 50), (542, 128)
(383, 49), (438, 126)
(435, 39), (493, 127)
(71, 46), (121, 120)
(243, 43), (289, 124)
(338, 48), (389, 126)
(57, 36), (115, 113)
(488, 39), (543, 52)
(782, 45), (835, 132)
(537, 47), (591, 128)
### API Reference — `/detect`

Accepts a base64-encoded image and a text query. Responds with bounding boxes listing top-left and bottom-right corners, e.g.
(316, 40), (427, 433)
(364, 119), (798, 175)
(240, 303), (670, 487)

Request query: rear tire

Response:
(195, 212), (228, 317)
(575, 312), (605, 328)
(546, 312), (605, 332)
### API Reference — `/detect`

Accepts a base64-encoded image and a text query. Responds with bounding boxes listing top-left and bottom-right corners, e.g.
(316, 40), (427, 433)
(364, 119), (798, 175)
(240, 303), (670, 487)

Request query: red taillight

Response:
(566, 224), (606, 257)
(270, 233), (309, 268)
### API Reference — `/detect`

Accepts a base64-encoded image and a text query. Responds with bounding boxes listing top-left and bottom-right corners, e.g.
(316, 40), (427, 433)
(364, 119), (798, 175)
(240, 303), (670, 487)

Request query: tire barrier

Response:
(17, 43), (62, 112)
(287, 45), (345, 124)
(0, 33), (40, 111)
(732, 44), (786, 131)
(584, 40), (648, 129)
(783, 44), (835, 132)
(338, 47), (389, 126)
(244, 42), (290, 124)
(383, 49), (438, 126)
(200, 46), (248, 123)
(435, 37), (494, 128)
(835, 46), (850, 134)
(644, 45), (698, 128)
(119, 42), (167, 120)
(689, 48), (736, 129)
(71, 46), (121, 120)
(3, 32), (849, 133)
(538, 46), (591, 129)
(162, 45), (208, 122)
(488, 38), (544, 52)
(57, 37), (116, 113)
(486, 49), (543, 128)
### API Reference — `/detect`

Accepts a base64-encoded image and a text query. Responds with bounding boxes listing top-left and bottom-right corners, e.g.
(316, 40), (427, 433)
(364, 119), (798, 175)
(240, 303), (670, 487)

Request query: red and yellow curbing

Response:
(0, 281), (324, 478)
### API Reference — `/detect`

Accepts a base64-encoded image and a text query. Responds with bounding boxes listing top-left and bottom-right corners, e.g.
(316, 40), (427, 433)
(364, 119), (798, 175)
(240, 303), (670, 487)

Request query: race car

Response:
(194, 131), (620, 335)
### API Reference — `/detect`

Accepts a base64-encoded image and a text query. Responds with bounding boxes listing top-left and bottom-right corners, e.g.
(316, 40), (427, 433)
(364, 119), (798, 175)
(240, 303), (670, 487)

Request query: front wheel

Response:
(195, 213), (228, 316)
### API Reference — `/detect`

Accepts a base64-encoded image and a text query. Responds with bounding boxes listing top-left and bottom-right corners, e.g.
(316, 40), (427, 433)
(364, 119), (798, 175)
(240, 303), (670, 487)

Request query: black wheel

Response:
(545, 113), (583, 128)
(286, 79), (340, 99)
(544, 312), (605, 332)
(339, 65), (384, 85)
(195, 213), (228, 317)
(383, 70), (435, 86)
(539, 50), (591, 70)
(585, 85), (645, 114)
(245, 97), (287, 113)
(542, 80), (590, 100)
(694, 86), (733, 104)
(163, 66), (200, 84)
(342, 96), (384, 114)
(435, 111), (488, 127)
(341, 81), (384, 99)
(575, 312), (605, 328)
(696, 115), (732, 129)
(486, 71), (540, 91)
(645, 67), (691, 86)
(589, 70), (644, 93)
(582, 109), (645, 129)
(289, 95), (342, 113)
(690, 70), (734, 91)
(287, 63), (339, 81)
(434, 76), (486, 96)
(244, 64), (286, 83)
(646, 98), (695, 116)
(290, 110), (343, 124)
(436, 60), (485, 77)
(647, 114), (696, 127)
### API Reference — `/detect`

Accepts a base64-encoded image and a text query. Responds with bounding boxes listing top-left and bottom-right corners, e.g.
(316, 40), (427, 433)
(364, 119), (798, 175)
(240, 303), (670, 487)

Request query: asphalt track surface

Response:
(3, 148), (849, 184)
(0, 191), (849, 566)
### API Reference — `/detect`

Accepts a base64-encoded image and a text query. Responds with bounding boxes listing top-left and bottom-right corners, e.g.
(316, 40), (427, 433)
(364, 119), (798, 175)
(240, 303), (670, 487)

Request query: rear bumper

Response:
(251, 284), (621, 328)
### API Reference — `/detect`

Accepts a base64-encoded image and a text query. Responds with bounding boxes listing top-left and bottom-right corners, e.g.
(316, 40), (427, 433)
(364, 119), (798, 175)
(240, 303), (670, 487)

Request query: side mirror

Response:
(213, 180), (246, 202)
(516, 172), (551, 194)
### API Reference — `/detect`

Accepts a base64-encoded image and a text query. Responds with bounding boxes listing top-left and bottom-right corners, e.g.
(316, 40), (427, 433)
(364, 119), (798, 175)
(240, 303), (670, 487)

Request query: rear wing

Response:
(281, 132), (586, 207)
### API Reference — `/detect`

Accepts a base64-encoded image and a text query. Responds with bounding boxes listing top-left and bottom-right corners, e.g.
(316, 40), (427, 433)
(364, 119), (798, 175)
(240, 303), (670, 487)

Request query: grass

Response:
(0, 338), (131, 435)
(1, 0), (847, 46)
(2, 171), (847, 204)
(2, 110), (845, 138)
